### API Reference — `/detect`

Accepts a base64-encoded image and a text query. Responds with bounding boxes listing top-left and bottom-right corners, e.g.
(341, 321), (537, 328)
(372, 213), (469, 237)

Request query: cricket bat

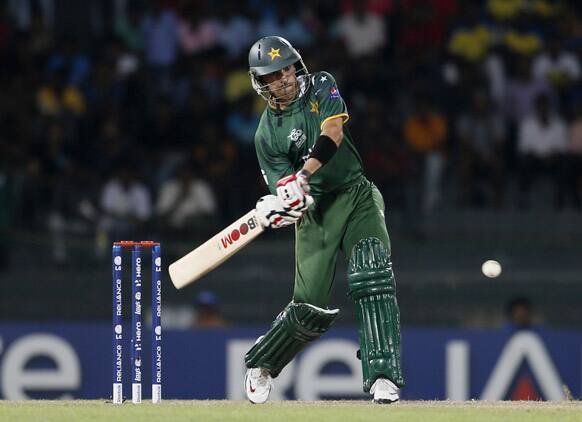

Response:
(168, 209), (264, 289)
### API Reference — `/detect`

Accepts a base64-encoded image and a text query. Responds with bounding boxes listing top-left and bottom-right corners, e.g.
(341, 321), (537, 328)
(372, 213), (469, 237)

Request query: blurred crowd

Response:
(0, 0), (581, 263)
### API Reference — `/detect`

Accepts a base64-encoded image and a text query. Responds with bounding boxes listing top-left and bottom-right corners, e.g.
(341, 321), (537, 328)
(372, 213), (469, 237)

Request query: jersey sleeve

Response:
(313, 71), (349, 130)
(255, 133), (295, 195)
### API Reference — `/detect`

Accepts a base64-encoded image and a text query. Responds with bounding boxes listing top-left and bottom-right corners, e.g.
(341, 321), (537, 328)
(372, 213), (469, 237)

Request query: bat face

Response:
(168, 210), (265, 289)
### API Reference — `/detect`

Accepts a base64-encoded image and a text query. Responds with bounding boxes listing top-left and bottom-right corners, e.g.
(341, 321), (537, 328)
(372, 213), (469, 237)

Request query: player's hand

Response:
(276, 171), (314, 212)
(255, 195), (302, 229)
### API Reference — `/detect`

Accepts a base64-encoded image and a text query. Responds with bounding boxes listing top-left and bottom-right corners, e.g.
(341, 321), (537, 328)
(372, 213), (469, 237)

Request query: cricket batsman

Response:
(244, 36), (404, 404)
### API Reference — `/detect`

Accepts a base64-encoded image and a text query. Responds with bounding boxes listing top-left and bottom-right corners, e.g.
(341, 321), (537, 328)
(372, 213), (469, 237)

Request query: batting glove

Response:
(256, 195), (302, 229)
(276, 171), (313, 212)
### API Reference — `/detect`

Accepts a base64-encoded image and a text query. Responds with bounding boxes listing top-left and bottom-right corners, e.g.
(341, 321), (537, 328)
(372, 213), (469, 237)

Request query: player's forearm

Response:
(300, 122), (344, 176)
(301, 157), (322, 175)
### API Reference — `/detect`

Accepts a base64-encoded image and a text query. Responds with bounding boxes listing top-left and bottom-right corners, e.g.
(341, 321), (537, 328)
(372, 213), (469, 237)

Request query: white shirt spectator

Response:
(504, 78), (554, 123)
(156, 179), (217, 228)
(518, 115), (568, 158)
(335, 12), (386, 58)
(533, 52), (580, 82)
(101, 178), (152, 221)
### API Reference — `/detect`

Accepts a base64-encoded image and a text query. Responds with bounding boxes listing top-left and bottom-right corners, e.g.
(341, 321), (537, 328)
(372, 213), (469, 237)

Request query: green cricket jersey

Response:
(254, 71), (364, 197)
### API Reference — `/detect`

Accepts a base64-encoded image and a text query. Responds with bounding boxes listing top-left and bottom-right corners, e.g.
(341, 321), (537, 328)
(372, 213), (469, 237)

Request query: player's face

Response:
(262, 64), (298, 104)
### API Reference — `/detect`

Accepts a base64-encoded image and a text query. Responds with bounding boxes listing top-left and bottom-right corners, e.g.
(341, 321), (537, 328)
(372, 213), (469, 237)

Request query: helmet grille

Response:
(249, 59), (310, 105)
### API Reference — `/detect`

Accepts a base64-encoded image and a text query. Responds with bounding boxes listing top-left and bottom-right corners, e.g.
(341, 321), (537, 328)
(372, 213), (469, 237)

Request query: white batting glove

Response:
(255, 195), (302, 229)
(276, 171), (314, 212)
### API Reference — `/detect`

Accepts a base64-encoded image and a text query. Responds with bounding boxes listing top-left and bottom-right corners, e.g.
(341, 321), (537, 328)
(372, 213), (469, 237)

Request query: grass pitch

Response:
(1, 400), (581, 422)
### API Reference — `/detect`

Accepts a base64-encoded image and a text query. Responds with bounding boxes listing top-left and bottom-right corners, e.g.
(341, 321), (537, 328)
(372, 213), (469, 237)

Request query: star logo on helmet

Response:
(268, 48), (281, 61)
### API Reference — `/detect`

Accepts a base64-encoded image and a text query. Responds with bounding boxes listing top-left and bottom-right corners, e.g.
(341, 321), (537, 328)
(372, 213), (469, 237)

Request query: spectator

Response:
(155, 163), (218, 235)
(483, 48), (508, 110)
(143, 4), (179, 67)
(142, 3), (179, 94)
(111, 37), (141, 81)
(139, 96), (181, 149)
(82, 60), (119, 115)
(334, 0), (386, 58)
(532, 37), (580, 88)
(257, 3), (312, 48)
(502, 296), (540, 332)
(115, 0), (146, 51)
(218, 2), (255, 60)
(27, 11), (54, 58)
(448, 10), (493, 64)
(191, 124), (238, 218)
(48, 163), (99, 264)
(456, 91), (506, 207)
(36, 70), (86, 117)
(504, 57), (555, 125)
(224, 69), (255, 104)
(341, 0), (396, 16)
(46, 37), (90, 87)
(14, 158), (46, 228)
(99, 165), (152, 248)
(396, 0), (451, 57)
(39, 119), (71, 178)
(92, 115), (129, 176)
(404, 97), (448, 214)
(517, 94), (568, 209)
(358, 98), (412, 209)
(177, 3), (222, 56)
(226, 94), (260, 149)
(487, 0), (524, 22)
(192, 291), (229, 328)
(191, 124), (237, 186)
(532, 36), (581, 113)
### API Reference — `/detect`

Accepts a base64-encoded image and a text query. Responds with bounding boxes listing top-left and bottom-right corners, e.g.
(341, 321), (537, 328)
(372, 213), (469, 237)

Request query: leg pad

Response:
(245, 302), (339, 377)
(348, 237), (405, 391)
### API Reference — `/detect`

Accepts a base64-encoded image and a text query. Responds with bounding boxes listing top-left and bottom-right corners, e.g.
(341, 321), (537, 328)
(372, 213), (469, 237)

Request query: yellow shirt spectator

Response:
(37, 86), (86, 116)
(224, 70), (253, 103)
(449, 25), (493, 62)
(505, 31), (542, 56)
(488, 0), (524, 21)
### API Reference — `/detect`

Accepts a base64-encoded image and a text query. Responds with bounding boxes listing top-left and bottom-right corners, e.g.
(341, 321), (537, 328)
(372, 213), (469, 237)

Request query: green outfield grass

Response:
(1, 400), (581, 422)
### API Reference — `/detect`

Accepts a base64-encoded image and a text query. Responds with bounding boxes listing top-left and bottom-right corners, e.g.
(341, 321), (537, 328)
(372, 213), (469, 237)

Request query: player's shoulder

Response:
(309, 71), (343, 102)
(310, 71), (338, 90)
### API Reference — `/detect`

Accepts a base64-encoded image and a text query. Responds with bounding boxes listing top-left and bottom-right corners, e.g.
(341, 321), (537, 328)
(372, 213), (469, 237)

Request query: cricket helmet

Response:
(248, 36), (310, 103)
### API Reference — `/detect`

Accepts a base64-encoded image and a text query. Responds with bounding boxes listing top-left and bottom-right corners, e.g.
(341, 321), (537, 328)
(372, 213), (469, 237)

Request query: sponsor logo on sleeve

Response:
(329, 86), (340, 99)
